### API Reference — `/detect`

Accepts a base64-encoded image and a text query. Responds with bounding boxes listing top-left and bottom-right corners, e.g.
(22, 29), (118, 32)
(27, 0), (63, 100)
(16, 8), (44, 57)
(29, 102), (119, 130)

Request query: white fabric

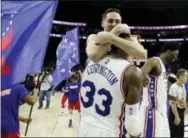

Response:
(40, 75), (53, 90)
(125, 103), (141, 137)
(79, 56), (132, 135)
(169, 83), (187, 105)
(140, 104), (164, 137)
(142, 57), (168, 115)
(78, 119), (118, 137)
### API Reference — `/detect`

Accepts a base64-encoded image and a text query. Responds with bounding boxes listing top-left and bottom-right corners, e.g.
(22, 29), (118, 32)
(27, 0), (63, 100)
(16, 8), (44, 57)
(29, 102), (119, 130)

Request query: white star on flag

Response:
(61, 68), (65, 73)
(70, 42), (74, 46)
(2, 14), (14, 36)
(73, 47), (76, 52)
(72, 54), (75, 58)
(69, 59), (72, 64)
(63, 38), (68, 43)
(68, 70), (72, 74)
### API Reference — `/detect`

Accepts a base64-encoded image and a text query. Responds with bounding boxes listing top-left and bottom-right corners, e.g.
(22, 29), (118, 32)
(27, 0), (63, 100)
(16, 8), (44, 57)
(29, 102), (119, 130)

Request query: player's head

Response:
(70, 71), (80, 82)
(176, 68), (188, 84)
(101, 8), (122, 32)
(161, 42), (180, 63)
(108, 33), (129, 59)
(24, 74), (36, 91)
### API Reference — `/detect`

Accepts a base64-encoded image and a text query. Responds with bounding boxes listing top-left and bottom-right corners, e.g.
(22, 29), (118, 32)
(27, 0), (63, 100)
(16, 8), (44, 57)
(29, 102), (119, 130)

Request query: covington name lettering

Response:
(87, 64), (118, 85)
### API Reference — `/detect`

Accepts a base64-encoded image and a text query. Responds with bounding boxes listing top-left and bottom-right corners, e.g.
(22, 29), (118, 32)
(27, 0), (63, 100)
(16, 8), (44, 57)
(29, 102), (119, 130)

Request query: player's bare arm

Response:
(124, 66), (144, 104)
(86, 24), (146, 62)
(141, 57), (161, 75)
(170, 101), (180, 120)
(107, 34), (146, 60)
(86, 24), (129, 61)
(141, 57), (161, 86)
(86, 28), (117, 62)
(168, 94), (185, 107)
(123, 66), (144, 137)
(19, 116), (32, 123)
(24, 88), (39, 105)
(142, 58), (184, 105)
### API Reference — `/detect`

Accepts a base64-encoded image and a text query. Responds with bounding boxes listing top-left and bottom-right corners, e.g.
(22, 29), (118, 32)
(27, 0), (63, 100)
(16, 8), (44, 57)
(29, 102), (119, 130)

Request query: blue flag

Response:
(1, 1), (58, 90)
(52, 27), (80, 94)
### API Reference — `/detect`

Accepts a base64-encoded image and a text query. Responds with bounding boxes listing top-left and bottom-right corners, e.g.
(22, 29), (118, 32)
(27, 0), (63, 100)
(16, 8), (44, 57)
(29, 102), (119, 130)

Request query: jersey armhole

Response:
(149, 57), (162, 77)
(120, 64), (134, 99)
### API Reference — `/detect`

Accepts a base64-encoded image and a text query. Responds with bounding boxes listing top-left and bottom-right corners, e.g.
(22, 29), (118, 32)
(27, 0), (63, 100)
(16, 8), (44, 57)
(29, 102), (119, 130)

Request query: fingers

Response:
(26, 118), (32, 123)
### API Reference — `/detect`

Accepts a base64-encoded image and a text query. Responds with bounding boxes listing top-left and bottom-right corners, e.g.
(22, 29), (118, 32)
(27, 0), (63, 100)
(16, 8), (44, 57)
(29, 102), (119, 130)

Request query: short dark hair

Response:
(176, 68), (187, 79)
(102, 8), (121, 20)
(162, 42), (180, 53)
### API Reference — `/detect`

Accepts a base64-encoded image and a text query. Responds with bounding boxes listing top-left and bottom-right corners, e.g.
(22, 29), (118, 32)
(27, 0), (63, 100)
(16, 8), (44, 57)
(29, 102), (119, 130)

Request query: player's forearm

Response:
(141, 68), (150, 75)
(19, 116), (26, 122)
(86, 42), (110, 62)
(86, 30), (120, 62)
(108, 33), (146, 59)
(168, 94), (177, 102)
(27, 88), (39, 105)
(168, 94), (180, 117)
(170, 103), (179, 118)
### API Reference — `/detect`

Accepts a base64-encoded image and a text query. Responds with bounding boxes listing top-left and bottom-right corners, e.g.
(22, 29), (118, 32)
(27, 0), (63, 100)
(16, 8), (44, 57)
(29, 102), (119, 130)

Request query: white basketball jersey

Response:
(142, 57), (168, 114)
(80, 56), (132, 136)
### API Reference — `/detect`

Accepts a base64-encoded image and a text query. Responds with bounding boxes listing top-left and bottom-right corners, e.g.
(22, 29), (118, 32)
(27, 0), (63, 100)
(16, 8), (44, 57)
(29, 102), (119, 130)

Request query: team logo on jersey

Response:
(70, 85), (78, 89)
(104, 58), (110, 64)
(1, 89), (11, 97)
(163, 72), (167, 79)
(129, 108), (133, 115)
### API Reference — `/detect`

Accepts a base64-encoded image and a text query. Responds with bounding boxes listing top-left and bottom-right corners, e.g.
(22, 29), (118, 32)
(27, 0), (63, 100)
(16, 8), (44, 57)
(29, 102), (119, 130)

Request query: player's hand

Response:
(33, 87), (39, 93)
(175, 99), (185, 108)
(21, 118), (32, 124)
(174, 116), (181, 126)
(95, 31), (112, 45)
(111, 23), (131, 36)
(143, 74), (150, 87)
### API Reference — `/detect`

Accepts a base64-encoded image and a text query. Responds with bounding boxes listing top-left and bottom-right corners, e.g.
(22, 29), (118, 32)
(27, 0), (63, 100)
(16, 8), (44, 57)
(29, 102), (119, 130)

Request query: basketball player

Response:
(86, 8), (147, 63)
(66, 73), (81, 128)
(79, 34), (146, 137)
(140, 42), (184, 137)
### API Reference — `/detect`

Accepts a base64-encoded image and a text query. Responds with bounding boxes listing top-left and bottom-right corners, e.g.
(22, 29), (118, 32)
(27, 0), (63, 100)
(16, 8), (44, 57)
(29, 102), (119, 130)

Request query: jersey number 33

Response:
(81, 80), (113, 116)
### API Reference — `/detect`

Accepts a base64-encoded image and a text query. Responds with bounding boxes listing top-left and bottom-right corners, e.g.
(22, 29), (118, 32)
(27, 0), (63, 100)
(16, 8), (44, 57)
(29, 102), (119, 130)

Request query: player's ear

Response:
(101, 18), (105, 28)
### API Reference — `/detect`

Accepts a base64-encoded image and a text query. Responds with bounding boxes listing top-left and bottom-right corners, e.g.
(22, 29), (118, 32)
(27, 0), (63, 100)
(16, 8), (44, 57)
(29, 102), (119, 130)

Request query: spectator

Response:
(169, 68), (188, 137)
(38, 68), (53, 109)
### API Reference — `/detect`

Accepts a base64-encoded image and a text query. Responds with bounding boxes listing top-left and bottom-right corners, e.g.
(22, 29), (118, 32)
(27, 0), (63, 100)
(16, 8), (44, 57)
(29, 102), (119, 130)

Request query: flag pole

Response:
(25, 73), (40, 136)
(24, 105), (33, 136)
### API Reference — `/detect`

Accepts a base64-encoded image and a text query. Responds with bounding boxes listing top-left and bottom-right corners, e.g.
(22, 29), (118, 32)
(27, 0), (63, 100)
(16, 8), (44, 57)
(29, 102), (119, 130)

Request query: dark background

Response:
(43, 1), (188, 73)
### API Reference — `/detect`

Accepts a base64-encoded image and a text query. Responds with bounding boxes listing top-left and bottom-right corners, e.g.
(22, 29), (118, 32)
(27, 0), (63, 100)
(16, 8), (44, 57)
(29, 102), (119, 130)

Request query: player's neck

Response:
(176, 80), (183, 87)
(159, 54), (168, 64)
